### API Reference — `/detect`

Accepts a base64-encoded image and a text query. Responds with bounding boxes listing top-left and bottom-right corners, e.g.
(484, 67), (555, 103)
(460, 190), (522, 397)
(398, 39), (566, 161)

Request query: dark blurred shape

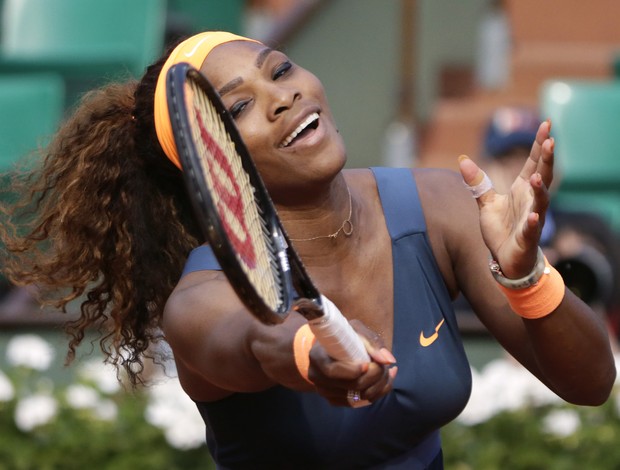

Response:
(554, 244), (613, 306)
(483, 106), (539, 158)
(551, 211), (619, 311)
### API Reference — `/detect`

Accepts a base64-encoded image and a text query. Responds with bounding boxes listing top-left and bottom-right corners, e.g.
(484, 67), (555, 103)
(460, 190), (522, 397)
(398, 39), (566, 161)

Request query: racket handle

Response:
(308, 295), (371, 363)
(309, 296), (373, 408)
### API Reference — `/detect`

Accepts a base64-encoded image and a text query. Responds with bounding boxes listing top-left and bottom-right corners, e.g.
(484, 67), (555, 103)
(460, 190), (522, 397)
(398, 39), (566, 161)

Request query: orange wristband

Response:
(497, 258), (565, 319)
(293, 324), (316, 384)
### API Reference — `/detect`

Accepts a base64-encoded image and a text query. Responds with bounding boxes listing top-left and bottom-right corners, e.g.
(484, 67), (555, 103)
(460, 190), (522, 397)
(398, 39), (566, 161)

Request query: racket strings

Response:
(188, 80), (284, 310)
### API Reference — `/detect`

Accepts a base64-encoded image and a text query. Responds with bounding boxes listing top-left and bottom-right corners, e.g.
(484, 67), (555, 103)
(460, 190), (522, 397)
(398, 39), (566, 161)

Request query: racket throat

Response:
(293, 298), (324, 321)
(277, 236), (323, 320)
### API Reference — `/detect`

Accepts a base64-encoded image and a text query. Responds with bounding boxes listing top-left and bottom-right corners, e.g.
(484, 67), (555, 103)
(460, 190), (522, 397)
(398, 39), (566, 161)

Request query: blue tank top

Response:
(184, 168), (472, 469)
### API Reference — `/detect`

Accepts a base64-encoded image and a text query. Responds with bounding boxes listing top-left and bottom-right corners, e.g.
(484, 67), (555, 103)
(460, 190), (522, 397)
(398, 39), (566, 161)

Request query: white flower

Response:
(6, 334), (55, 371)
(14, 393), (58, 431)
(458, 358), (561, 426)
(145, 376), (205, 449)
(0, 369), (15, 402)
(64, 384), (118, 421)
(92, 399), (118, 421)
(66, 384), (100, 409)
(76, 359), (121, 394)
(458, 367), (495, 425)
(543, 409), (581, 437)
(163, 419), (206, 450)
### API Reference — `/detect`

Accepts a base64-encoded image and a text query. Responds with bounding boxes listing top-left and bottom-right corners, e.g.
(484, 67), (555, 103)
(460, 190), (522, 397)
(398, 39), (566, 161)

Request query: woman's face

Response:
(201, 41), (346, 199)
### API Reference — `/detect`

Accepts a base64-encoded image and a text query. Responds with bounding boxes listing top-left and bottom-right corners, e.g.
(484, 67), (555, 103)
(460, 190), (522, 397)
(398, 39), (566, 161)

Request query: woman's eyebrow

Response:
(219, 77), (242, 97)
(255, 47), (274, 68)
(218, 47), (276, 97)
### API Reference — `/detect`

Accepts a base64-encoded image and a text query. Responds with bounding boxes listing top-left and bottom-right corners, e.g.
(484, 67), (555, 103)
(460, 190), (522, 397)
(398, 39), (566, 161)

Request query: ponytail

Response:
(1, 77), (200, 386)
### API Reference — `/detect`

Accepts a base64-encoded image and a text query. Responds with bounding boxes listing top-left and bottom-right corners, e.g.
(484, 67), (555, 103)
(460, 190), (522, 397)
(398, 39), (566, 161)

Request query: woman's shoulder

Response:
(413, 166), (463, 188)
(413, 166), (476, 212)
(162, 270), (229, 336)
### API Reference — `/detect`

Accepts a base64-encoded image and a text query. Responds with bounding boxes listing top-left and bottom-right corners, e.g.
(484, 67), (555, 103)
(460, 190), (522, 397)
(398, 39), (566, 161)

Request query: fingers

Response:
(538, 135), (555, 189)
(520, 120), (555, 189)
(349, 319), (396, 366)
(458, 155), (495, 203)
(308, 323), (398, 407)
(524, 122), (554, 241)
(313, 362), (398, 407)
(360, 365), (398, 402)
(522, 172), (550, 244)
(527, 119), (551, 163)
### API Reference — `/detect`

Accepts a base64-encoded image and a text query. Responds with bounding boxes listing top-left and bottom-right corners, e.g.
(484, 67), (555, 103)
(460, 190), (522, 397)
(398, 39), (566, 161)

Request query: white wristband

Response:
(489, 247), (549, 290)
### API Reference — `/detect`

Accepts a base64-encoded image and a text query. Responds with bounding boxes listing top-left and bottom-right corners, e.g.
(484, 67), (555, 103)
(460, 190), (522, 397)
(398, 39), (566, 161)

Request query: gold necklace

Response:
(289, 185), (354, 242)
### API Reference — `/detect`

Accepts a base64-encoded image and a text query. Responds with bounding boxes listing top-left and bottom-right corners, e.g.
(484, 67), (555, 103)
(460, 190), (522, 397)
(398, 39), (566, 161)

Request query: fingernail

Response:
(389, 366), (398, 380)
(380, 348), (397, 364)
(458, 154), (469, 163)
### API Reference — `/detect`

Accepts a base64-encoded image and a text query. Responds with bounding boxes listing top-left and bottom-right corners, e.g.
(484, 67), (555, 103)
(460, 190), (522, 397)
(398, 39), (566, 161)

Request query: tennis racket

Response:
(166, 62), (369, 366)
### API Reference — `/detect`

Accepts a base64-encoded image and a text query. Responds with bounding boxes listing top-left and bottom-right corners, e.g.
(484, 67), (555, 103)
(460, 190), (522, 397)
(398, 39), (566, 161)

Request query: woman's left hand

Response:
(458, 120), (555, 279)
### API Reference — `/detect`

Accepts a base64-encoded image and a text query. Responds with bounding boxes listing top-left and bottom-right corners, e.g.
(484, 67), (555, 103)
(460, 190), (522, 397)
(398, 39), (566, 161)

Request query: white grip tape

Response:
(308, 295), (370, 363)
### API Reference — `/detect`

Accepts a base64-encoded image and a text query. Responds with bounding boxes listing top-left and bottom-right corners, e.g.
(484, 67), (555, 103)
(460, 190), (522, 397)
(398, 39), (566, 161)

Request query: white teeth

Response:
(280, 112), (319, 148)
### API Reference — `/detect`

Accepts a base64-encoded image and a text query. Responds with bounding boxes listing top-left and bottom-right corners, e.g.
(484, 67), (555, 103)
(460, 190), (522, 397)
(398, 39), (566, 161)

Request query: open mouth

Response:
(280, 112), (320, 148)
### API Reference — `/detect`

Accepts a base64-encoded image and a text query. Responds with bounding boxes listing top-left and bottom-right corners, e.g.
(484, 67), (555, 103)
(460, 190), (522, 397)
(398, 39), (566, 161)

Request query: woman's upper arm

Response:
(161, 271), (278, 395)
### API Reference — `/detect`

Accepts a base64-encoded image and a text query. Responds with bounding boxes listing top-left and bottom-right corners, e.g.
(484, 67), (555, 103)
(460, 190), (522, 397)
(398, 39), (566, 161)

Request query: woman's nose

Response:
(268, 85), (300, 118)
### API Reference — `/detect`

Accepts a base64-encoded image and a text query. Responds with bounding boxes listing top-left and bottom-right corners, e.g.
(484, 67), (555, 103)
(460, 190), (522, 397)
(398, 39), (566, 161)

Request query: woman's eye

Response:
(273, 61), (292, 80)
(230, 100), (249, 119)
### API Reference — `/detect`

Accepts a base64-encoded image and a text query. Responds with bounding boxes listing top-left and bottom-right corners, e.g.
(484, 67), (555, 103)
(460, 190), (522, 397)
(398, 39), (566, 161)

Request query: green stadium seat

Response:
(550, 191), (620, 233)
(540, 79), (620, 232)
(0, 73), (65, 172)
(541, 79), (620, 189)
(0, 0), (167, 107)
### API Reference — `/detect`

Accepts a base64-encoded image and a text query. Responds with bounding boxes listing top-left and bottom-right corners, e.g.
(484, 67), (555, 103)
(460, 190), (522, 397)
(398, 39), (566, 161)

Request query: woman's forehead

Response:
(200, 40), (269, 82)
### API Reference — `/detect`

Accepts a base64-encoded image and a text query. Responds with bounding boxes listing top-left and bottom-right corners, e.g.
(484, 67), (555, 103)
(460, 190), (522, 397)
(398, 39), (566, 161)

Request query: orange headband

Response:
(153, 31), (261, 169)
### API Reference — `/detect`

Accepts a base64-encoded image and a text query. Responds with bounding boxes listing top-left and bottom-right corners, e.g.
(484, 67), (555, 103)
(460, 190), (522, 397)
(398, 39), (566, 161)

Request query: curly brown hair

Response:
(0, 51), (202, 386)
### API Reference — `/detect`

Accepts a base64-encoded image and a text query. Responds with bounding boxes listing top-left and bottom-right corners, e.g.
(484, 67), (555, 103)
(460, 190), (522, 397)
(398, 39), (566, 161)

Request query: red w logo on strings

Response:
(195, 107), (257, 268)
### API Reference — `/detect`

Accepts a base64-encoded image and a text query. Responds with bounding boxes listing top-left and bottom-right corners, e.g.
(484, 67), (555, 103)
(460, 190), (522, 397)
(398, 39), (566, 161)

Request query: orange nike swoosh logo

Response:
(419, 319), (445, 347)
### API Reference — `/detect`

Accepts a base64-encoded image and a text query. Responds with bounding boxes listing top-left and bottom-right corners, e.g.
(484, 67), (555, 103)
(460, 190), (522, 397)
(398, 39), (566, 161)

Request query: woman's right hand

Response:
(307, 320), (398, 407)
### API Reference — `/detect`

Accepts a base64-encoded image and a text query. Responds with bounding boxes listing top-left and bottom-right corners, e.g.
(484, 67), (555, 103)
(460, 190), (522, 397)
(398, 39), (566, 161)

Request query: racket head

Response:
(166, 62), (293, 325)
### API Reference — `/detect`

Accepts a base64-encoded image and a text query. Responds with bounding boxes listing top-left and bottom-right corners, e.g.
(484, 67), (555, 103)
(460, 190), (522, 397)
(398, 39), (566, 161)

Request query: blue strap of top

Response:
(182, 244), (221, 275)
(370, 167), (425, 238)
